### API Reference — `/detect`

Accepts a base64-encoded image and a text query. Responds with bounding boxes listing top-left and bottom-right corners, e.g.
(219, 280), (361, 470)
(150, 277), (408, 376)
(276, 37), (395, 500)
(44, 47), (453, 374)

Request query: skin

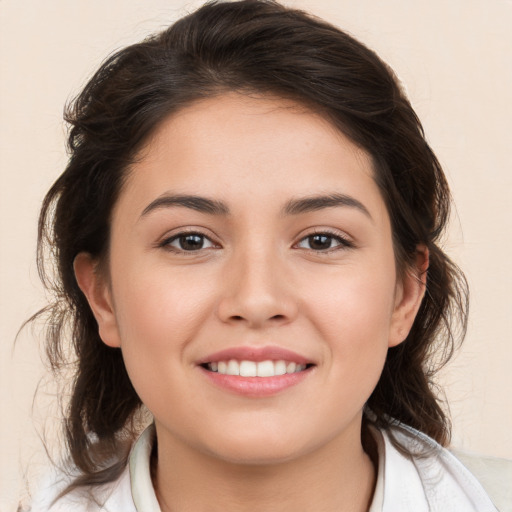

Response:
(75, 93), (427, 512)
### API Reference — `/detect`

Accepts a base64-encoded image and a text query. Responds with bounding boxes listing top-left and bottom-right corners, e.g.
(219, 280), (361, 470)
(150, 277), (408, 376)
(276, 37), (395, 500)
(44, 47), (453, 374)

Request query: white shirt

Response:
(28, 423), (500, 511)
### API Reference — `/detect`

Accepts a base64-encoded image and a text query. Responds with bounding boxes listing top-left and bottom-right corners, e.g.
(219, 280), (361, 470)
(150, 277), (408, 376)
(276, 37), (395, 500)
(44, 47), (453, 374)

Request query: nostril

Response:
(227, 313), (287, 324)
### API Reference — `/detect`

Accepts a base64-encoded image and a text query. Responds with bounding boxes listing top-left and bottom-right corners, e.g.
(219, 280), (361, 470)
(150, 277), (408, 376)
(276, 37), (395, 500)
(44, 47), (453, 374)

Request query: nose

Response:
(216, 247), (298, 329)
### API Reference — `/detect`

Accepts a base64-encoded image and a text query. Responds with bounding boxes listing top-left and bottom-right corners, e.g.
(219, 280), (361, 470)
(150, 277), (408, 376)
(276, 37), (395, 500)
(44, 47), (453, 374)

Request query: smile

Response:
(205, 360), (308, 377)
(198, 346), (315, 396)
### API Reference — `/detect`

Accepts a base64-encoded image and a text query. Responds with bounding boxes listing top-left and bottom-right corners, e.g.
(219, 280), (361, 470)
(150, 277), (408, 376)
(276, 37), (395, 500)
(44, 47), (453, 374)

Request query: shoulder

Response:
(23, 463), (136, 512)
(24, 426), (158, 512)
(450, 447), (512, 512)
(377, 423), (504, 512)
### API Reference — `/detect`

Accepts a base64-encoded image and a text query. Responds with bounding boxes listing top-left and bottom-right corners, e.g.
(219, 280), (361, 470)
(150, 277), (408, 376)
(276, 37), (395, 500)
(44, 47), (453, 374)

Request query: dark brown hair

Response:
(37, 0), (467, 490)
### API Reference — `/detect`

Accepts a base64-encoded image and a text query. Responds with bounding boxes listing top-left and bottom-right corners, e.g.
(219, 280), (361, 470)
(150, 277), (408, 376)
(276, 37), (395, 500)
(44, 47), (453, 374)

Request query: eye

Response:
(296, 232), (352, 251)
(163, 232), (216, 252)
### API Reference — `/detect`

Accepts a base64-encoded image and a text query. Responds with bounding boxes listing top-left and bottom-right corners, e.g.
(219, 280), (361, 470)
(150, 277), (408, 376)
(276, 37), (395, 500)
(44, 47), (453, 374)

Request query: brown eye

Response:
(164, 233), (215, 251)
(296, 233), (352, 251)
(308, 234), (333, 250)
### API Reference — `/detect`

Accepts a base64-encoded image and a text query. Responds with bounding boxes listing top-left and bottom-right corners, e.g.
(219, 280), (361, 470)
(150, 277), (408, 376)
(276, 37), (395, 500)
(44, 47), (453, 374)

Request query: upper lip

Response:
(197, 346), (313, 365)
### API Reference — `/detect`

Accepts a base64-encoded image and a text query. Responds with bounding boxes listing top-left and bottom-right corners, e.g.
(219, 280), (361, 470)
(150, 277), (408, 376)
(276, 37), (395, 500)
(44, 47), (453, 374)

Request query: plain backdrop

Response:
(1, 0), (511, 510)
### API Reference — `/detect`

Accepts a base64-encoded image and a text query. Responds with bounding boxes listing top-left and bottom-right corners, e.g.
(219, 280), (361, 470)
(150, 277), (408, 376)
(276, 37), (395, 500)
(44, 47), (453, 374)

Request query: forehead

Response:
(116, 93), (387, 222)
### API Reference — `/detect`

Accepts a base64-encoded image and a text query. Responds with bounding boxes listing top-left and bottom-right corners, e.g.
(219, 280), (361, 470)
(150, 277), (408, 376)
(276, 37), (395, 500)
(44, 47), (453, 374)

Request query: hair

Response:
(36, 0), (468, 491)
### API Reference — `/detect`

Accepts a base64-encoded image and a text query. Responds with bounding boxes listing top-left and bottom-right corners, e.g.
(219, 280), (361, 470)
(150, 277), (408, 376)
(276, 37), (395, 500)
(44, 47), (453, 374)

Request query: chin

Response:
(192, 421), (309, 466)
(207, 440), (305, 466)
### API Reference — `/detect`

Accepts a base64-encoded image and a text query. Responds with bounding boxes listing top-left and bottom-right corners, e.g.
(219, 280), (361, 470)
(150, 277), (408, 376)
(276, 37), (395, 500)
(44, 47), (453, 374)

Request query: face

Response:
(76, 93), (424, 465)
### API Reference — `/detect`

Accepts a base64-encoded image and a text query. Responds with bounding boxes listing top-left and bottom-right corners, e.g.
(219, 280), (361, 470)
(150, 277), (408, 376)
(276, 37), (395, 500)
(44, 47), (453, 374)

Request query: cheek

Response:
(298, 259), (396, 386)
(108, 263), (217, 400)
(112, 261), (216, 340)
(302, 260), (396, 338)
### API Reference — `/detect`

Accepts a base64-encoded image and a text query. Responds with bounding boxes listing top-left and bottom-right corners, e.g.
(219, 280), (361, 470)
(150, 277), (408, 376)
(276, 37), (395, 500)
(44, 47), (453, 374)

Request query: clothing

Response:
(27, 423), (501, 512)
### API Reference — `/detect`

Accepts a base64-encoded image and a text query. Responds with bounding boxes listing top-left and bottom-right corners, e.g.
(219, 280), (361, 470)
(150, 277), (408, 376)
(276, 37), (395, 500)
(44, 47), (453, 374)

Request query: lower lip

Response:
(199, 367), (312, 397)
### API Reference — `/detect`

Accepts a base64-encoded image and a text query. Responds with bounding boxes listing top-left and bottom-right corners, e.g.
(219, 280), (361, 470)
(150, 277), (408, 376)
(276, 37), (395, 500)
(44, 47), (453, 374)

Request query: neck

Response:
(153, 421), (376, 512)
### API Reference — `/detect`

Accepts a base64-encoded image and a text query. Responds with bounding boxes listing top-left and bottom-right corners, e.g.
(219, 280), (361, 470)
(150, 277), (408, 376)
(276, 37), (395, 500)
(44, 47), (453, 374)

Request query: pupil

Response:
(180, 234), (203, 250)
(310, 234), (331, 250)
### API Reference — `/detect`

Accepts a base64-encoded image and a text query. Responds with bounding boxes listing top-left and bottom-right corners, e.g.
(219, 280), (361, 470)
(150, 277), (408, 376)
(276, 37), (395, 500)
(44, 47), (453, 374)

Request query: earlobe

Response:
(73, 252), (122, 348)
(388, 245), (429, 348)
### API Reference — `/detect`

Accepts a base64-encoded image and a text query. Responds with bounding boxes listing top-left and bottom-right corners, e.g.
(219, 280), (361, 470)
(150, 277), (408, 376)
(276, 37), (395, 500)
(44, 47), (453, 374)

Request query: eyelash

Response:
(159, 229), (354, 254)
(294, 229), (354, 253)
(159, 230), (218, 254)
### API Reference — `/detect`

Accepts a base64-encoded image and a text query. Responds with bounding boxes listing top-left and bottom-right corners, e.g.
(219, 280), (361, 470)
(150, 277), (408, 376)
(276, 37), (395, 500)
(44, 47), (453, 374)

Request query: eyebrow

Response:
(140, 194), (230, 218)
(140, 192), (372, 220)
(282, 193), (372, 220)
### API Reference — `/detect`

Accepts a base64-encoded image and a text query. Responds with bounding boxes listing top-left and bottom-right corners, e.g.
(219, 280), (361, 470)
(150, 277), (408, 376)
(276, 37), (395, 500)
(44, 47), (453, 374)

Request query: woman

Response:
(27, 1), (499, 510)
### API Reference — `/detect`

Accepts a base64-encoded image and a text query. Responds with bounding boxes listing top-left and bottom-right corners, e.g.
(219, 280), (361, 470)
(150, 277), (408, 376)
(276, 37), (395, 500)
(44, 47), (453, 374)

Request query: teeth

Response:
(274, 360), (287, 375)
(240, 360), (257, 377)
(256, 360), (274, 377)
(226, 360), (239, 376)
(207, 359), (308, 377)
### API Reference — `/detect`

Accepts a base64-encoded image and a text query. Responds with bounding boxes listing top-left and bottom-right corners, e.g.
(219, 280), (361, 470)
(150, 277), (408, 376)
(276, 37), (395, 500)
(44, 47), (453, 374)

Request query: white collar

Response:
(129, 425), (162, 512)
(376, 424), (497, 511)
(127, 423), (497, 512)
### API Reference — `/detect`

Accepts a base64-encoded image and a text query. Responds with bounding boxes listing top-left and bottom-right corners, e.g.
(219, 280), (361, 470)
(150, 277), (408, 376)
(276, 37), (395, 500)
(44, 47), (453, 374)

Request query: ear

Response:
(73, 252), (121, 348)
(388, 245), (429, 348)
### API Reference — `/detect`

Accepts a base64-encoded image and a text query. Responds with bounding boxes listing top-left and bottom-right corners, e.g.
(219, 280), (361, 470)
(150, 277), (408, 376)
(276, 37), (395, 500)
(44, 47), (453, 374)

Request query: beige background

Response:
(1, 0), (511, 509)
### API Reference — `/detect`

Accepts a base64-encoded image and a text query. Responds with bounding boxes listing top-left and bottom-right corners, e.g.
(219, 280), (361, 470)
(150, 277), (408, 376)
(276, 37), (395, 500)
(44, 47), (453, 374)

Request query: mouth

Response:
(197, 346), (315, 395)
(201, 359), (313, 377)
